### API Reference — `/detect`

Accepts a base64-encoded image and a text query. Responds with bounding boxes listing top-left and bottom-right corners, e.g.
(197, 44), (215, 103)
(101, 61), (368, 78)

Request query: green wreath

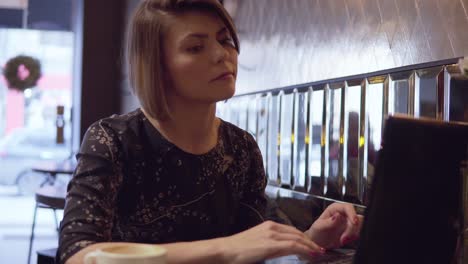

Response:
(3, 55), (42, 92)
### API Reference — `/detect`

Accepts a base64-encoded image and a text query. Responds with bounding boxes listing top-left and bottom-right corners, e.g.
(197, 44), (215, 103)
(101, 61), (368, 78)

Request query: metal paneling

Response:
(234, 0), (468, 94)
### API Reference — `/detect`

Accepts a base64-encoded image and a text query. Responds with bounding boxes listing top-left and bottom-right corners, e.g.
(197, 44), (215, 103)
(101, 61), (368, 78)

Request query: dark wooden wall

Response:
(78, 0), (125, 142)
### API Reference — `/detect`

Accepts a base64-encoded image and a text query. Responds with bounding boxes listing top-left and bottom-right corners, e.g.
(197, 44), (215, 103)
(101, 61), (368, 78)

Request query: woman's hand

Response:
(305, 202), (363, 249)
(220, 220), (325, 264)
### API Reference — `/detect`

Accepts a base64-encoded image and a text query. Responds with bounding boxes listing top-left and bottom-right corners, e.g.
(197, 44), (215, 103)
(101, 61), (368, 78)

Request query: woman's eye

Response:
(187, 45), (204, 53)
(222, 38), (235, 47)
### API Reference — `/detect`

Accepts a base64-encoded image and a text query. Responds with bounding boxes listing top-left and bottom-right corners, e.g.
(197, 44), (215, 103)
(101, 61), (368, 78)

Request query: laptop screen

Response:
(354, 116), (468, 264)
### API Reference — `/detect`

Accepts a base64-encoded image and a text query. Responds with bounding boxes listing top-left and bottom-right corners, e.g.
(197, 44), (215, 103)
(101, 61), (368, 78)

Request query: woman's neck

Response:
(143, 97), (220, 155)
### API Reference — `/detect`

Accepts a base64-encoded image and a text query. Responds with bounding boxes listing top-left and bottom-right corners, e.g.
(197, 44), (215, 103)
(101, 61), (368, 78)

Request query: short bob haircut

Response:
(127, 0), (240, 121)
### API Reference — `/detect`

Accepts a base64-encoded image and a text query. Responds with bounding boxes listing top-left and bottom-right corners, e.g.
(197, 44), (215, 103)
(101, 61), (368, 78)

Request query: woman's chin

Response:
(215, 86), (236, 102)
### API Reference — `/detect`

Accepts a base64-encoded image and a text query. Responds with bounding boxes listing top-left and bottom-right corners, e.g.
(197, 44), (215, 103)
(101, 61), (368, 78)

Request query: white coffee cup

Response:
(84, 244), (167, 264)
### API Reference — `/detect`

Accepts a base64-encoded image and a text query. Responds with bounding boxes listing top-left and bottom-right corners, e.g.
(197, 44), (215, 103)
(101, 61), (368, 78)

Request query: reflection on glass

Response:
(247, 96), (257, 139)
(308, 88), (324, 195)
(238, 97), (248, 130)
(344, 84), (361, 203)
(228, 97), (239, 127)
(216, 101), (227, 121)
(267, 93), (280, 184)
(257, 95), (268, 172)
(365, 81), (384, 204)
(279, 92), (294, 187)
(417, 67), (442, 119)
(391, 79), (409, 114)
(293, 89), (309, 191)
(327, 85), (343, 199)
(449, 77), (468, 122)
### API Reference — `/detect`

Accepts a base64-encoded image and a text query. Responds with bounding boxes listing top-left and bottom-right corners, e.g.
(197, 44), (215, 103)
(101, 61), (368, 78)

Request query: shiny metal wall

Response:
(218, 60), (468, 205)
(233, 0), (468, 94)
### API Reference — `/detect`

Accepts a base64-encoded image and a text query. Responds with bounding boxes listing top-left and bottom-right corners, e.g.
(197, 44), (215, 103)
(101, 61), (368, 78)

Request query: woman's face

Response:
(163, 10), (238, 104)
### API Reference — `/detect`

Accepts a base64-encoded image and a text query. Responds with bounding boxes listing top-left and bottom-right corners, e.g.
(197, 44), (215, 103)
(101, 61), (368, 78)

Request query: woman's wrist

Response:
(208, 237), (231, 264)
(304, 228), (314, 240)
(162, 237), (229, 264)
(304, 227), (322, 247)
(216, 237), (237, 264)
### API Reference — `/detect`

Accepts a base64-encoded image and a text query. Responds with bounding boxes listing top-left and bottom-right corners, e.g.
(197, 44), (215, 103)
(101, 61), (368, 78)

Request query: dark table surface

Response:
(31, 159), (76, 175)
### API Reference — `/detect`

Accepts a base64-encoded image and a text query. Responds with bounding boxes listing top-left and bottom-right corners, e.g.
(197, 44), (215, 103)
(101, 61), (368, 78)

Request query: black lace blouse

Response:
(57, 109), (268, 263)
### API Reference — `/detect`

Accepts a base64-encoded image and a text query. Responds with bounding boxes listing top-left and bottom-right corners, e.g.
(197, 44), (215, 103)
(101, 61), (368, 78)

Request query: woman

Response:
(58, 0), (362, 263)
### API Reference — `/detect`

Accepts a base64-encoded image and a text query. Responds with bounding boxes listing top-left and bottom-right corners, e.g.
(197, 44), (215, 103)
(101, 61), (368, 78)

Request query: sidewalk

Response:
(0, 185), (60, 264)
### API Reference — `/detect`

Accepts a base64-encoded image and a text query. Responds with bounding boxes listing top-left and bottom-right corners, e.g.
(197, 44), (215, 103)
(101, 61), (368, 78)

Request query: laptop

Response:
(354, 115), (468, 264)
(266, 116), (468, 264)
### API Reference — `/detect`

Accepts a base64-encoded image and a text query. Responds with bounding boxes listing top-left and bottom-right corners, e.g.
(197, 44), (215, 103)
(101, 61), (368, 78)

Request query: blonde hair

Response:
(127, 0), (240, 121)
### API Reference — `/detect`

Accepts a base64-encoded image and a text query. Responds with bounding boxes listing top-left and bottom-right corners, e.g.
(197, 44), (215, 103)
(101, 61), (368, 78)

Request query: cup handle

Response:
(84, 251), (100, 264)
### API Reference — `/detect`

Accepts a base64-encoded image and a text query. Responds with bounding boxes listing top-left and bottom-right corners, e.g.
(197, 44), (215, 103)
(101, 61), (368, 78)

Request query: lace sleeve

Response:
(57, 120), (124, 264)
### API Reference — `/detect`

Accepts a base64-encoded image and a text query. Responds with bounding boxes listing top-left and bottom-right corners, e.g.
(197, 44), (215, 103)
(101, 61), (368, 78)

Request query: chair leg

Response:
(27, 203), (39, 264)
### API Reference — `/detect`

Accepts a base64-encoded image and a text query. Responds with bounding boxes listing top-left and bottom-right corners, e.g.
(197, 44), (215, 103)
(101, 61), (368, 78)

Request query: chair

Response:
(27, 185), (67, 264)
(36, 248), (57, 264)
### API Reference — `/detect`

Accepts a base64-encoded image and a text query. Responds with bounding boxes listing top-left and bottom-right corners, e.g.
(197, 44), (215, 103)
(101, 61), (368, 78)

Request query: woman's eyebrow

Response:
(184, 33), (209, 40)
(182, 27), (228, 42)
(216, 27), (228, 36)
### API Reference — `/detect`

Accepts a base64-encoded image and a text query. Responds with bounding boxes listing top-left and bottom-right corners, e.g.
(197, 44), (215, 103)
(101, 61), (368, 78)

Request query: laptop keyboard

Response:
(265, 249), (355, 264)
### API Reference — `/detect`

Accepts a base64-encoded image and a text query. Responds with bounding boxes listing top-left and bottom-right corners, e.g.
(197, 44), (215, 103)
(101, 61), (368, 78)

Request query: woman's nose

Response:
(212, 42), (228, 64)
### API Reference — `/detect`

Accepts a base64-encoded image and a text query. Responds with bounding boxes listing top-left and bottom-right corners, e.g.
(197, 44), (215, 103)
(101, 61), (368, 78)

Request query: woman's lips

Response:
(211, 72), (235, 82)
